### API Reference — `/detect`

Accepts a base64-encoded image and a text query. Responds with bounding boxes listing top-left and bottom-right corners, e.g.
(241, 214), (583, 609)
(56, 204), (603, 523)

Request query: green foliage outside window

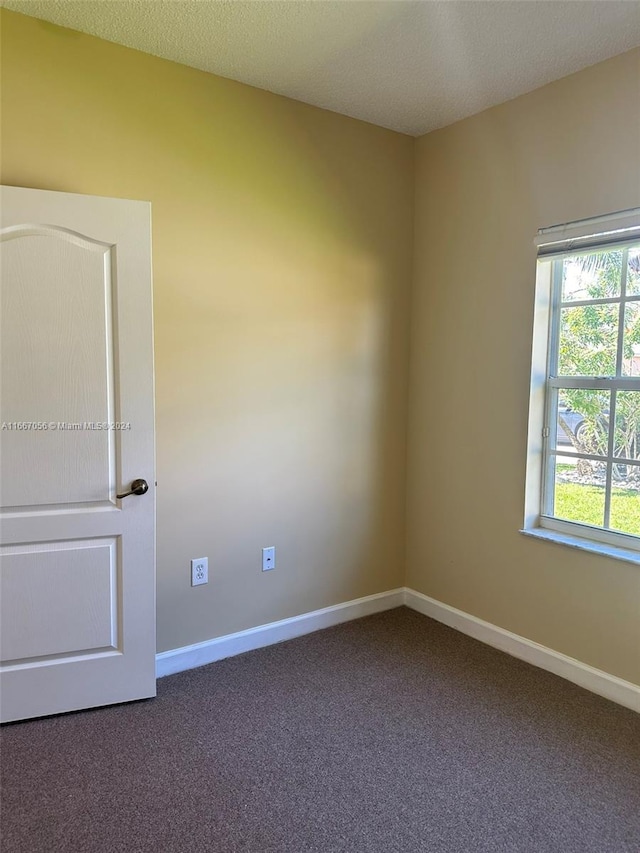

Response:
(558, 248), (640, 474)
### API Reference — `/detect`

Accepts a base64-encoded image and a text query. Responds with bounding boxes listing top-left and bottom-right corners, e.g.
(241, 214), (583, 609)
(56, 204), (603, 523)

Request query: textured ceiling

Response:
(3, 0), (640, 136)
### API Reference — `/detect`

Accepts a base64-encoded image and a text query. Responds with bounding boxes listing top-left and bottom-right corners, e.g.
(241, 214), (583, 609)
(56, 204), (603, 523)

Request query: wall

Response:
(0, 10), (414, 652)
(2, 9), (638, 685)
(407, 49), (640, 684)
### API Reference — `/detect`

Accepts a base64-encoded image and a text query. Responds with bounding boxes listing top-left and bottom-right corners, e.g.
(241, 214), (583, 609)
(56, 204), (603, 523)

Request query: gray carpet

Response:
(1, 607), (638, 852)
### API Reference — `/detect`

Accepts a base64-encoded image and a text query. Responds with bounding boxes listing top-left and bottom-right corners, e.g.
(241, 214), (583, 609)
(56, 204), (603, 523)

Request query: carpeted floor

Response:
(1, 607), (638, 852)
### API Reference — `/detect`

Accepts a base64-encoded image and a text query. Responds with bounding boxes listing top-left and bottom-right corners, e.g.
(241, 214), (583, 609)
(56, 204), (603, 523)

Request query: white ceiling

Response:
(4, 0), (640, 136)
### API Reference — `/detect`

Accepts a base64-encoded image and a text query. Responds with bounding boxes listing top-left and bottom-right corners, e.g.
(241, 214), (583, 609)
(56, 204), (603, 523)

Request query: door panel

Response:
(1, 227), (116, 508)
(0, 186), (156, 722)
(0, 538), (118, 662)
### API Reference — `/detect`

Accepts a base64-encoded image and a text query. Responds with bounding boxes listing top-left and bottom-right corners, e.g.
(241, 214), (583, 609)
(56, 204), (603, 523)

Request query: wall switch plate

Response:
(191, 557), (208, 586)
(262, 546), (276, 572)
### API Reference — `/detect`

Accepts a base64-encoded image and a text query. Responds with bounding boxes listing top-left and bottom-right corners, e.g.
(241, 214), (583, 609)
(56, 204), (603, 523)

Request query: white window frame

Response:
(524, 208), (640, 557)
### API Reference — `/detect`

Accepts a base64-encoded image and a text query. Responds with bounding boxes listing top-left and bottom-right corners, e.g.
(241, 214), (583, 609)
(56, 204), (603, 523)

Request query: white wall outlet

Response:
(262, 546), (276, 572)
(191, 557), (208, 586)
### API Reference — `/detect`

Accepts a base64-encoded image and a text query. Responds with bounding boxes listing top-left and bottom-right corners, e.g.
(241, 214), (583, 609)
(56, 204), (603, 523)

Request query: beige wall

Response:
(2, 9), (639, 684)
(408, 49), (640, 684)
(0, 10), (414, 652)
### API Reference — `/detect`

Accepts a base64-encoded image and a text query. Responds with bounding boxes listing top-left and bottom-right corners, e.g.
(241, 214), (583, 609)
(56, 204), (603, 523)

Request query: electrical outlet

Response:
(262, 546), (275, 572)
(191, 557), (208, 586)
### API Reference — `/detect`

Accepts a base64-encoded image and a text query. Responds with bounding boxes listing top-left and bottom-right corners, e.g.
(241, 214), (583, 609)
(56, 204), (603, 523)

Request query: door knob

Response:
(117, 478), (149, 499)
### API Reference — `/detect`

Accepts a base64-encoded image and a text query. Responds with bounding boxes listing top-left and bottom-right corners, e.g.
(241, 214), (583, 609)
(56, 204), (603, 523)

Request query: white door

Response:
(0, 186), (156, 723)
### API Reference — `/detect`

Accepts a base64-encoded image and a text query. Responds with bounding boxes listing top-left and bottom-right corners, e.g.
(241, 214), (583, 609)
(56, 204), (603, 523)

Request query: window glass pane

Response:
(561, 248), (622, 302)
(552, 456), (605, 527)
(609, 469), (640, 536)
(555, 390), (609, 455)
(558, 303), (618, 376)
(626, 246), (640, 296)
(614, 391), (640, 461)
(622, 300), (640, 376)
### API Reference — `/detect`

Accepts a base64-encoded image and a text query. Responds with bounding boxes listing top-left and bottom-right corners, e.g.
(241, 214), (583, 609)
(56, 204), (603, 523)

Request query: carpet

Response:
(1, 607), (638, 852)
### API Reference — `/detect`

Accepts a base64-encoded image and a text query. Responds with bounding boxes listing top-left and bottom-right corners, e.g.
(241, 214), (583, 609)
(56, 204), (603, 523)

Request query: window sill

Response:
(520, 527), (640, 566)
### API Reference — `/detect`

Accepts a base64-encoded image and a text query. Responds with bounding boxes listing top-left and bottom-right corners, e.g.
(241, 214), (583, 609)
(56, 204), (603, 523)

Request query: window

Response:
(525, 209), (640, 554)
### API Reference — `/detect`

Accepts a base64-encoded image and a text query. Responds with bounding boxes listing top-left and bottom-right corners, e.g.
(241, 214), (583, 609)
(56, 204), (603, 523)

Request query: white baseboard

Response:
(156, 585), (639, 712)
(404, 588), (640, 713)
(156, 588), (405, 678)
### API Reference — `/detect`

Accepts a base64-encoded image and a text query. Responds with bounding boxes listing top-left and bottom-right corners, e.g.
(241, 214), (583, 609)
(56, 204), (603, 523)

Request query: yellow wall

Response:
(408, 48), (640, 684)
(0, 10), (414, 652)
(2, 9), (639, 685)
